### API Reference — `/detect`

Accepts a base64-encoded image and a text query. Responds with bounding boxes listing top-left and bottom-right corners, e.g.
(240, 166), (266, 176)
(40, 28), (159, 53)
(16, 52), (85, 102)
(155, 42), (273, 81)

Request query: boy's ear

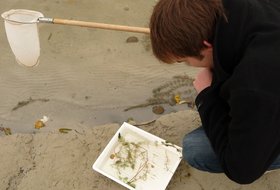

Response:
(203, 40), (213, 48)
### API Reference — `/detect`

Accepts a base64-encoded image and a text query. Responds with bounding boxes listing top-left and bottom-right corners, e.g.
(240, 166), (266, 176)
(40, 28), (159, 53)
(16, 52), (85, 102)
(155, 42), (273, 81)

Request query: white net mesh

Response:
(1, 9), (44, 67)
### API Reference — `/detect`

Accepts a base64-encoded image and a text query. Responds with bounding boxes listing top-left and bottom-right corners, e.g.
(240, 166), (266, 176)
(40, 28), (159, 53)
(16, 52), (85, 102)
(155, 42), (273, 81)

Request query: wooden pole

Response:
(53, 18), (150, 34)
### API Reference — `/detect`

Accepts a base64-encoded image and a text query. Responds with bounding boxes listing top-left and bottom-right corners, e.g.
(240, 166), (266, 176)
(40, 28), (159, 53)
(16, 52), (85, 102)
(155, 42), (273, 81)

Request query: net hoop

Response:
(1, 9), (43, 24)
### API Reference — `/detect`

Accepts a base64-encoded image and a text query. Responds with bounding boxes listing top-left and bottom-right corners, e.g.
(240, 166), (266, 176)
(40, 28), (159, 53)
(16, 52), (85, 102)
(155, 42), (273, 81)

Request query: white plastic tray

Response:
(92, 122), (182, 190)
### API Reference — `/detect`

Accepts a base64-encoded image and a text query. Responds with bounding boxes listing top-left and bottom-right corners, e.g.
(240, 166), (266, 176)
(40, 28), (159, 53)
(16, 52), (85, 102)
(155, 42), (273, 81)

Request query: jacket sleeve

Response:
(196, 86), (280, 184)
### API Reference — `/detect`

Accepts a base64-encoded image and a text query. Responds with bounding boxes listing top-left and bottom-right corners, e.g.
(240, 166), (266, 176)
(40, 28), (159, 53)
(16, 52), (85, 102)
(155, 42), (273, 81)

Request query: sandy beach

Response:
(1, 110), (280, 190)
(0, 0), (200, 134)
(1, 0), (280, 189)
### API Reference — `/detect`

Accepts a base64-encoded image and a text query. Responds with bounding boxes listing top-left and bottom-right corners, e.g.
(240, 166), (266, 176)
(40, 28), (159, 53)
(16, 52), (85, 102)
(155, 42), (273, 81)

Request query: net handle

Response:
(39, 17), (150, 34)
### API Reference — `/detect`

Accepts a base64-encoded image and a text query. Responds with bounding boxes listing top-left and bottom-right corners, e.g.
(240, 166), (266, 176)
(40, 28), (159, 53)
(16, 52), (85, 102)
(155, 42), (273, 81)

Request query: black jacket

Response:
(196, 0), (280, 184)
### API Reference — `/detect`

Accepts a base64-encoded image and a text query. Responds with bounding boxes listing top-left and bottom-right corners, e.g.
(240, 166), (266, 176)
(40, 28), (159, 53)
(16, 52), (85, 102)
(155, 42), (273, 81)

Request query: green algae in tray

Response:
(93, 122), (182, 190)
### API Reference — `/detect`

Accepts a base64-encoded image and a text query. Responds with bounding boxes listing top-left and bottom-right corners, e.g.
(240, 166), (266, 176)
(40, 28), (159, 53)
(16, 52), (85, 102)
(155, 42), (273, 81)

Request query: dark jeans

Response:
(182, 127), (280, 173)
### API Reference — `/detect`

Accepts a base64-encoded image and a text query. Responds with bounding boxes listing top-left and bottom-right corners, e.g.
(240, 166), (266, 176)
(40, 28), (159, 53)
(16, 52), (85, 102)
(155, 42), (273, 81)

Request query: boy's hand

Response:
(193, 68), (213, 94)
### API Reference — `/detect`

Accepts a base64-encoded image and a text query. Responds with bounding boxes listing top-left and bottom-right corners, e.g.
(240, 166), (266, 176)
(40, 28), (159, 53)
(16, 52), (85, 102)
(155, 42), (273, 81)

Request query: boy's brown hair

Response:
(150, 0), (225, 63)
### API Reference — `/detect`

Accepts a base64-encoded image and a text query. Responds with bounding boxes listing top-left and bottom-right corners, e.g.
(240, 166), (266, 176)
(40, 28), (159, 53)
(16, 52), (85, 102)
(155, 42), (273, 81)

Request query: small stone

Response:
(110, 154), (115, 159)
(124, 6), (129, 11)
(126, 36), (139, 43)
(126, 117), (136, 125)
(152, 105), (165, 115)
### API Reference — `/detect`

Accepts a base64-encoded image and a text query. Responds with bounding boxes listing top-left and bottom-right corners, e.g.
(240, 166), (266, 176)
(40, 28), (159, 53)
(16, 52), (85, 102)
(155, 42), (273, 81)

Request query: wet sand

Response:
(0, 0), (199, 133)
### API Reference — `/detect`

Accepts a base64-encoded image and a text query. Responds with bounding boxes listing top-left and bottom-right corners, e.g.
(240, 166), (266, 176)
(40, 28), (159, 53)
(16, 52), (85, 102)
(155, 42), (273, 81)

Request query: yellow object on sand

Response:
(35, 120), (45, 129)
(174, 95), (181, 104)
(34, 116), (49, 129)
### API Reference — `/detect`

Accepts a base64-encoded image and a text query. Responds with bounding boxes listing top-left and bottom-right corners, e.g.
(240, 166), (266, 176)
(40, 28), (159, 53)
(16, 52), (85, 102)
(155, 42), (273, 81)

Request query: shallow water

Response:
(0, 0), (200, 134)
